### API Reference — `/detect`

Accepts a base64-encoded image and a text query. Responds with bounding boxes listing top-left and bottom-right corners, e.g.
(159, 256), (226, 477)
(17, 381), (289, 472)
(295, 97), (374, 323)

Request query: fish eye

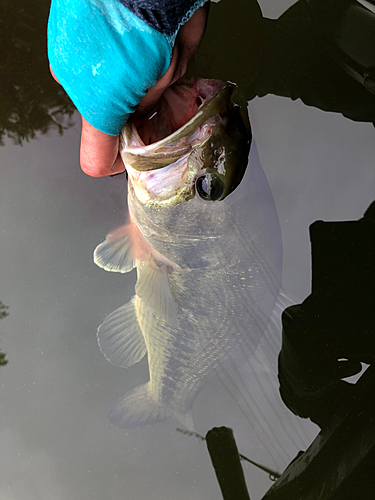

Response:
(196, 174), (225, 201)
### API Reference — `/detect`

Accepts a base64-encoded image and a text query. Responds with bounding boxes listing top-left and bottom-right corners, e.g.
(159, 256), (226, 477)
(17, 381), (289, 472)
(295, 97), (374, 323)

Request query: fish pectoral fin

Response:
(135, 261), (178, 328)
(93, 224), (136, 273)
(108, 383), (169, 429)
(97, 297), (146, 368)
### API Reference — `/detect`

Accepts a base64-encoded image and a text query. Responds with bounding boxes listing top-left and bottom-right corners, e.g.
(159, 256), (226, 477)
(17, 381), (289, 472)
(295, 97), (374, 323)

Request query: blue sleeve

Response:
(47, 0), (175, 135)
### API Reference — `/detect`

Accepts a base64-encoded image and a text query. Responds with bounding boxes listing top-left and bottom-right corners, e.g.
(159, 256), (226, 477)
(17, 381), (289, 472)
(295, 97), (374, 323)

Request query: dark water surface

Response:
(1, 0), (375, 499)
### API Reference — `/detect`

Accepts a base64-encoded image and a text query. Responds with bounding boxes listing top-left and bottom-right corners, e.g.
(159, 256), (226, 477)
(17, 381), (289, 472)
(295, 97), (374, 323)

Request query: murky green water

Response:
(1, 1), (374, 499)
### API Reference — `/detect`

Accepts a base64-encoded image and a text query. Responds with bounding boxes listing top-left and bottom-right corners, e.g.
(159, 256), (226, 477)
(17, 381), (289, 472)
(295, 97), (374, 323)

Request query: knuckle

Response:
(80, 160), (107, 177)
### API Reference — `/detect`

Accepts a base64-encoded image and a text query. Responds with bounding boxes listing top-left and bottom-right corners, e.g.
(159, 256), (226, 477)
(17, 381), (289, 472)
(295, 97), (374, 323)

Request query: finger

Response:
(80, 117), (125, 177)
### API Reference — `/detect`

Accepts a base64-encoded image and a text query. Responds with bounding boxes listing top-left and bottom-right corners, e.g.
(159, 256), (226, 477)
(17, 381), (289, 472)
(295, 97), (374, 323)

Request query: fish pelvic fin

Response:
(97, 297), (146, 368)
(135, 260), (178, 328)
(108, 383), (195, 430)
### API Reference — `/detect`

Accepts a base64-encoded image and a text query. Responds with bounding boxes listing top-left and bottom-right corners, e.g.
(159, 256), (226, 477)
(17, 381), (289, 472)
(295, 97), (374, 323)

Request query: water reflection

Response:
(279, 201), (375, 426)
(188, 0), (375, 125)
(1, 0), (375, 498)
(0, 0), (75, 145)
(265, 201), (375, 499)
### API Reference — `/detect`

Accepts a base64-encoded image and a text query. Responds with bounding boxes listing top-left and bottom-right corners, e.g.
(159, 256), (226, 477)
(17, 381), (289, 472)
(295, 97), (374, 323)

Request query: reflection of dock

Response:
(262, 214), (375, 498)
(262, 364), (375, 499)
(204, 210), (375, 499)
(175, 203), (375, 497)
(205, 364), (375, 500)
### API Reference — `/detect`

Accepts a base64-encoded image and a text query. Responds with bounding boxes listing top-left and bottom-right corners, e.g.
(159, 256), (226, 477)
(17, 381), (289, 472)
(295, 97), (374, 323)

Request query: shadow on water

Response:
(0, 0), (75, 145)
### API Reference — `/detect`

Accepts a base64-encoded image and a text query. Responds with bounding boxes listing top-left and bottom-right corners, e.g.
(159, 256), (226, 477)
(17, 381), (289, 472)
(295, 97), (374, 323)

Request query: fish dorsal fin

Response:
(94, 225), (136, 273)
(135, 261), (178, 328)
(97, 297), (146, 367)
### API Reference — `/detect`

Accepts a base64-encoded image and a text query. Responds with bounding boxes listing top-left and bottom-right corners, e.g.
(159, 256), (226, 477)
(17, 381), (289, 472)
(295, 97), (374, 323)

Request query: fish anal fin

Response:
(135, 261), (178, 327)
(108, 383), (195, 430)
(108, 383), (169, 428)
(97, 297), (146, 368)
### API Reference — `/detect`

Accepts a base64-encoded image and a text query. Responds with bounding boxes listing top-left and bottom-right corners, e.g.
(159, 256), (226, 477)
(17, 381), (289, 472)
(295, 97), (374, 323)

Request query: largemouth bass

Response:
(94, 79), (282, 430)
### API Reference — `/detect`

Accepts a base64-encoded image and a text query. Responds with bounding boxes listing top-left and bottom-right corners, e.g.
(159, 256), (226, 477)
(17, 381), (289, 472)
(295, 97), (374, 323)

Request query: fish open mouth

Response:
(121, 78), (251, 202)
(132, 79), (225, 145)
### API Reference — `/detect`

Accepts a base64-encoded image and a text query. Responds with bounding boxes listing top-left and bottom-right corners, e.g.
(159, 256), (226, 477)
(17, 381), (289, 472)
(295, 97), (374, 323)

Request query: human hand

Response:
(49, 3), (209, 177)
